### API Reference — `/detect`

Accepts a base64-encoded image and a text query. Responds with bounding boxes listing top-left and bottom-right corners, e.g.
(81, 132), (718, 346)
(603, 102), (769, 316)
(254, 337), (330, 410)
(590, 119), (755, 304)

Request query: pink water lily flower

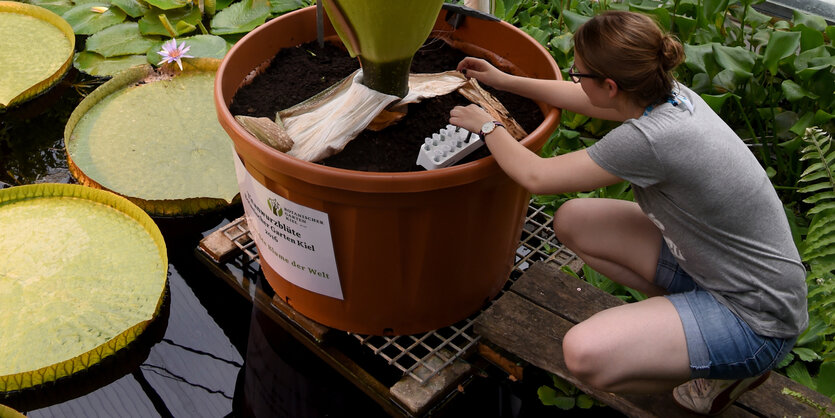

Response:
(157, 38), (193, 71)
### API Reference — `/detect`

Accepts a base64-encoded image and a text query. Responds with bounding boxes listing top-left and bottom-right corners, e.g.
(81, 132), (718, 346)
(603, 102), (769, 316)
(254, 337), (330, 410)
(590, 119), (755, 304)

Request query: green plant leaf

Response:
(538, 386), (575, 410)
(209, 0), (271, 35)
(782, 79), (820, 102)
(712, 44), (755, 78)
(762, 30), (801, 76)
(794, 347), (823, 362)
(699, 0), (728, 27)
(792, 10), (827, 32)
(85, 22), (157, 57)
(576, 394), (596, 409)
(786, 361), (816, 390)
(61, 2), (126, 35)
(0, 183), (167, 393)
(673, 14), (697, 42)
(26, 0), (74, 16)
(712, 68), (743, 92)
(549, 32), (573, 56)
(110, 0), (149, 17)
(137, 5), (202, 36)
(683, 43), (716, 75)
(792, 24), (825, 52)
(701, 92), (736, 113)
(790, 111), (815, 136)
(0, 2), (75, 108)
(73, 51), (149, 76)
(65, 61), (239, 215)
(561, 10), (591, 33)
(144, 0), (189, 10)
(269, 0), (307, 14)
(816, 362), (835, 398)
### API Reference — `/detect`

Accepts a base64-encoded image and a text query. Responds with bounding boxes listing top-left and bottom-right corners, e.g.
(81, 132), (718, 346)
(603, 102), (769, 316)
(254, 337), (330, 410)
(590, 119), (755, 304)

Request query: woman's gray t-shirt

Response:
(586, 84), (807, 338)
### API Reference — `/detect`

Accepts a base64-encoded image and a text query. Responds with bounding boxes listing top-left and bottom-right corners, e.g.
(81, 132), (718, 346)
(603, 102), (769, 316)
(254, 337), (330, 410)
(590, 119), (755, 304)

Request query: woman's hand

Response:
(457, 57), (508, 90)
(449, 104), (493, 134)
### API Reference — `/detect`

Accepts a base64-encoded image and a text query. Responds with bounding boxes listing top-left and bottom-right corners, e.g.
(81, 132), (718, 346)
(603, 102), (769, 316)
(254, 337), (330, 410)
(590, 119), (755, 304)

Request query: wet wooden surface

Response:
(475, 261), (834, 418)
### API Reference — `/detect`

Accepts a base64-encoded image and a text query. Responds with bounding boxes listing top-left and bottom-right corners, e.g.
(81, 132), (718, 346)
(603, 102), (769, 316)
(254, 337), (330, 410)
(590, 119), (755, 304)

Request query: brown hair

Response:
(574, 10), (685, 106)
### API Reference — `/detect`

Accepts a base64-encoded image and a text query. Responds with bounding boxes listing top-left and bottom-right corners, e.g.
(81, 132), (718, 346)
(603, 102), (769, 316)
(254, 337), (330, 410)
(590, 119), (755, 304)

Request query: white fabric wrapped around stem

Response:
(279, 69), (468, 162)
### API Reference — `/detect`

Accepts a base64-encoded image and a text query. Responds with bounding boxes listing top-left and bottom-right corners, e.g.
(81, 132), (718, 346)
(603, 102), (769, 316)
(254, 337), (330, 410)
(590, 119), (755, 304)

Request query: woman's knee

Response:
(562, 324), (615, 390)
(553, 199), (587, 248)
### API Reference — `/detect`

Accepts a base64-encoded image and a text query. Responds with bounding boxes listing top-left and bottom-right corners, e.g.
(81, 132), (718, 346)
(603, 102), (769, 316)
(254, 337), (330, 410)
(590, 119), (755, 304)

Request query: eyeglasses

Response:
(567, 64), (601, 83)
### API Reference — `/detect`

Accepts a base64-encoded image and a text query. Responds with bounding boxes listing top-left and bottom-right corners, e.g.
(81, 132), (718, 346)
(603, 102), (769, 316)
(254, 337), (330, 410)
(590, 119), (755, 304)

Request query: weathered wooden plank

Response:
(510, 261), (622, 323)
(474, 292), (751, 417)
(737, 372), (835, 418)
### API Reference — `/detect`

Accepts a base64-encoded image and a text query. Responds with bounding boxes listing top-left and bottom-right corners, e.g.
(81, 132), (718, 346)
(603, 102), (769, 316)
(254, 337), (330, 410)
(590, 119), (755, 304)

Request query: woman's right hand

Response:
(457, 57), (508, 90)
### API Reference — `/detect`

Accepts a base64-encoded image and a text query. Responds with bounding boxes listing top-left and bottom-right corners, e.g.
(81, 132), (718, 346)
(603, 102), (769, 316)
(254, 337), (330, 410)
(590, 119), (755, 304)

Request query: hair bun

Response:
(659, 35), (685, 71)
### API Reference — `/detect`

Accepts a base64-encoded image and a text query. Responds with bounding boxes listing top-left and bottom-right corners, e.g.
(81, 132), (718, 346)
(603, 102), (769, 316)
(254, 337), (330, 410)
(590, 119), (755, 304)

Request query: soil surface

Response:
(230, 40), (544, 172)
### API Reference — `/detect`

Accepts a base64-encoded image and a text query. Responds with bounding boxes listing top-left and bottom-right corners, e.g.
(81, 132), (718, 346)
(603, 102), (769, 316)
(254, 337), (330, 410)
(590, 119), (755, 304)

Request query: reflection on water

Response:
(239, 295), (389, 418)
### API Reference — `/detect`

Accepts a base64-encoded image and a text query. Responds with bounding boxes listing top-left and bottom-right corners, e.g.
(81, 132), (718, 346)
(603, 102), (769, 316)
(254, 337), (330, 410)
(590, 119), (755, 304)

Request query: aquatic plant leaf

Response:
(0, 1), (74, 109)
(65, 61), (239, 215)
(85, 22), (157, 58)
(683, 43), (716, 76)
(0, 183), (167, 393)
(137, 5), (201, 36)
(110, 0), (149, 18)
(712, 44), (755, 79)
(143, 0), (189, 11)
(25, 0), (74, 16)
(144, 34), (229, 65)
(61, 2), (126, 35)
(270, 0), (307, 14)
(73, 51), (149, 77)
(782, 80), (819, 102)
(763, 30), (801, 76)
(209, 0), (270, 35)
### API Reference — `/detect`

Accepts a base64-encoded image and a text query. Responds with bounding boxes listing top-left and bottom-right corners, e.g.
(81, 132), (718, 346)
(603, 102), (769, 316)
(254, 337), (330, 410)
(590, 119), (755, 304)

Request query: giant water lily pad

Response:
(0, 184), (167, 393)
(65, 60), (240, 216)
(0, 1), (74, 110)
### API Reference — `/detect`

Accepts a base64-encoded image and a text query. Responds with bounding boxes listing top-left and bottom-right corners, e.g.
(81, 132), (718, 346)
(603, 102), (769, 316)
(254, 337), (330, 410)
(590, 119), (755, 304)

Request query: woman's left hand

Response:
(449, 104), (493, 134)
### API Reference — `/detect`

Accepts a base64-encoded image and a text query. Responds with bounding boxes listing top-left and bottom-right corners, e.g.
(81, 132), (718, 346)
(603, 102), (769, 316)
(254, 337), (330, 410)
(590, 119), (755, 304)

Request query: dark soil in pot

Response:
(229, 40), (544, 172)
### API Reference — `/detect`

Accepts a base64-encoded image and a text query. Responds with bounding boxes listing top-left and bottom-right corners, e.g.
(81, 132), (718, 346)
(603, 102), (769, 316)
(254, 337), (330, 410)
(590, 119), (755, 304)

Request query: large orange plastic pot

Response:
(215, 5), (561, 335)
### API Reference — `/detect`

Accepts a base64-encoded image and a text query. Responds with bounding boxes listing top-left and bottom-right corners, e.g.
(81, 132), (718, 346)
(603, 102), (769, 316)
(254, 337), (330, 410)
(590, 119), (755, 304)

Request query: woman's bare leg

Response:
(563, 297), (691, 393)
(553, 198), (666, 296)
(554, 198), (691, 392)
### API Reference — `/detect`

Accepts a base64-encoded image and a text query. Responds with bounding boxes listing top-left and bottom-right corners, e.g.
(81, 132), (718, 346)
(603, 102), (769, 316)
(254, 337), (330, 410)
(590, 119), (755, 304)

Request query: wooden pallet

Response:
(474, 261), (834, 418)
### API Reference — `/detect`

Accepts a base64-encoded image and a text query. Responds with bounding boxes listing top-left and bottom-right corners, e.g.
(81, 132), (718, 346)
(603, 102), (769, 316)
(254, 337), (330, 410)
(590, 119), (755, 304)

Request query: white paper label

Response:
(233, 153), (343, 300)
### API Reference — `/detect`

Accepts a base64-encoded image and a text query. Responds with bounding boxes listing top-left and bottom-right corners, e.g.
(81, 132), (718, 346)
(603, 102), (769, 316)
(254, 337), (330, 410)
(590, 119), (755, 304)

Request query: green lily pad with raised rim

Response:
(0, 183), (167, 393)
(65, 59), (240, 216)
(0, 1), (74, 110)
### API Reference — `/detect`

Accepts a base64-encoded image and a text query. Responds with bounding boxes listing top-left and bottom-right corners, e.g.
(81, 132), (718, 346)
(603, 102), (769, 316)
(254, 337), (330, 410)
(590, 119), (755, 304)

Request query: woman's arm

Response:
(457, 57), (625, 122)
(449, 104), (622, 195)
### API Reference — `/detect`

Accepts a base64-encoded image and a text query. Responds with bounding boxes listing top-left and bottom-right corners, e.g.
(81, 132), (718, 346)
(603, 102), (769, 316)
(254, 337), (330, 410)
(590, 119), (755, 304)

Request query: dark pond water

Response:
(0, 69), (601, 417)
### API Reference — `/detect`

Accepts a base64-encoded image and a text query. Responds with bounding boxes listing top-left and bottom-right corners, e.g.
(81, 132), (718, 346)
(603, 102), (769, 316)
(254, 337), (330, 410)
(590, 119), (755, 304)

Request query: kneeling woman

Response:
(449, 10), (806, 415)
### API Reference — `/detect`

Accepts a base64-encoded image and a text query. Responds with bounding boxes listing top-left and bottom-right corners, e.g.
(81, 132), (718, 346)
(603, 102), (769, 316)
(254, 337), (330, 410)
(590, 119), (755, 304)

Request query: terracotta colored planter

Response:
(215, 5), (560, 335)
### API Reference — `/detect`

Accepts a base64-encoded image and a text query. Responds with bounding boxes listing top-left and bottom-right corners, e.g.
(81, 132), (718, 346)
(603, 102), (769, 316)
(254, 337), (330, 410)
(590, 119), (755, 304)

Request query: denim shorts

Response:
(656, 240), (796, 379)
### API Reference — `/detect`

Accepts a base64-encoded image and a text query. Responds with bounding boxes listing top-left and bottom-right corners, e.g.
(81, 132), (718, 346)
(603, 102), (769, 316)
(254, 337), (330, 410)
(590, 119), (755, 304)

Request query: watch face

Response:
(481, 121), (495, 135)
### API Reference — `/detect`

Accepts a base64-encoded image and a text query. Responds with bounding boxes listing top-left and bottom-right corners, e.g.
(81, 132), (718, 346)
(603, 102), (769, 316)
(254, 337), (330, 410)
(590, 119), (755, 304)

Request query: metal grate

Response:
(218, 201), (580, 385)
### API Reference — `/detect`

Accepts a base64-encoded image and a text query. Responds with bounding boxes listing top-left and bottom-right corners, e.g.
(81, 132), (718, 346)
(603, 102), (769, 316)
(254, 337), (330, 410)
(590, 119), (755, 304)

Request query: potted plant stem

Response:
(214, 4), (561, 335)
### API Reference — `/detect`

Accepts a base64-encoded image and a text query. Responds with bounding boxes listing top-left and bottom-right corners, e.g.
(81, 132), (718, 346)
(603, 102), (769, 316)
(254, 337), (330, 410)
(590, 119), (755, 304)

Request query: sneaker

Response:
(672, 371), (771, 416)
